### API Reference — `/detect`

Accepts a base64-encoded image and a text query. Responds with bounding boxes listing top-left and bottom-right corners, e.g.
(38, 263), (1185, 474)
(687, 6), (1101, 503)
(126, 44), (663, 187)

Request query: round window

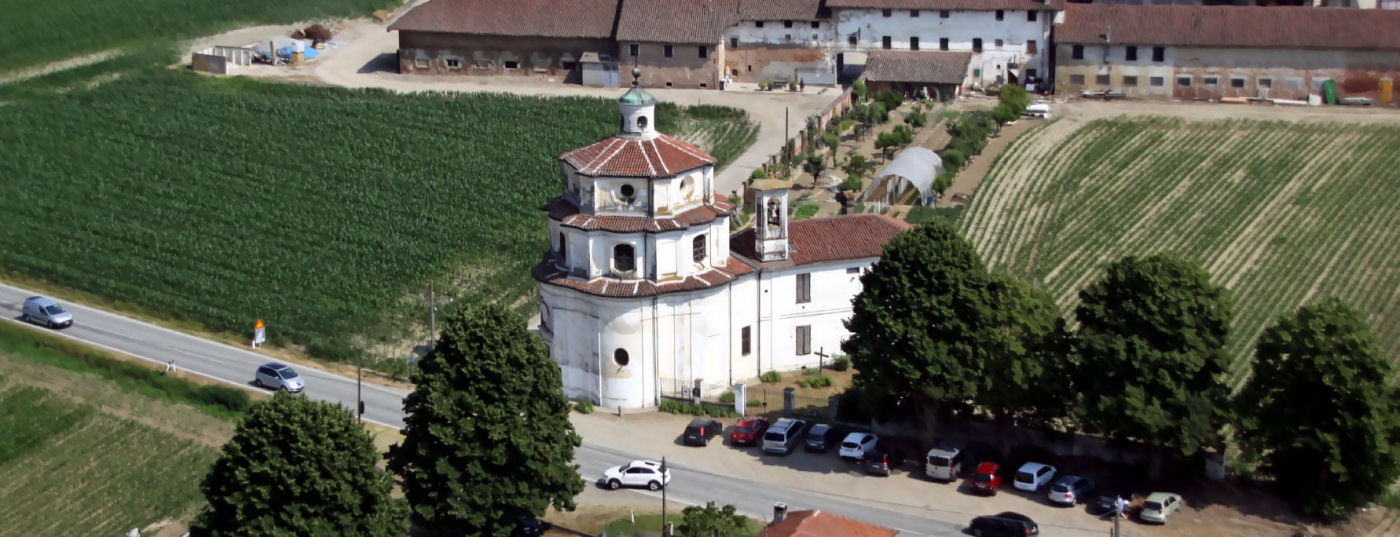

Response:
(619, 184), (637, 203)
(637, 116), (649, 130)
(614, 348), (630, 367)
(680, 177), (695, 198)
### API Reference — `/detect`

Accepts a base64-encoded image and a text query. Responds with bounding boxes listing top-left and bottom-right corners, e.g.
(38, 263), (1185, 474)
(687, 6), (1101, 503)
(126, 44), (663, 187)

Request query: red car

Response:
(729, 416), (770, 446)
(970, 462), (1002, 495)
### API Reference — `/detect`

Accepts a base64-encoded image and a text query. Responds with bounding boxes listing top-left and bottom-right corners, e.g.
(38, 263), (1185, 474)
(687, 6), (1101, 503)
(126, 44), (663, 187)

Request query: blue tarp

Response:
(275, 44), (319, 60)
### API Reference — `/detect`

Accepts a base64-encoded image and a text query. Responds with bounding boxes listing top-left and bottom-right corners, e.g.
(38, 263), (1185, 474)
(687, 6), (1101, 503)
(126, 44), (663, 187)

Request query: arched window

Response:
(692, 234), (706, 264)
(613, 348), (630, 366)
(614, 244), (636, 273)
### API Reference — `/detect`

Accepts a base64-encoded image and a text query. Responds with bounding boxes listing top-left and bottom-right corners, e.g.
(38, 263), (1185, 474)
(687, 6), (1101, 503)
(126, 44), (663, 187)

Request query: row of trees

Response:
(193, 304), (584, 537)
(843, 220), (1400, 519)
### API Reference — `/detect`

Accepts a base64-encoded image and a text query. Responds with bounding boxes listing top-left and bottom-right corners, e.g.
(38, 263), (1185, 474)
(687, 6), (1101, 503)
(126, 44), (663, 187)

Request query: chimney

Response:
(772, 503), (788, 525)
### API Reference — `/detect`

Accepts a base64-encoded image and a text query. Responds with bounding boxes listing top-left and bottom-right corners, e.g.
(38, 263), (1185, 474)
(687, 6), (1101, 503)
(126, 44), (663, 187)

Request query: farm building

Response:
(862, 49), (973, 99)
(536, 81), (910, 408)
(1054, 4), (1400, 101)
(722, 0), (839, 85)
(389, 0), (619, 81)
(827, 0), (1062, 88)
(615, 0), (737, 89)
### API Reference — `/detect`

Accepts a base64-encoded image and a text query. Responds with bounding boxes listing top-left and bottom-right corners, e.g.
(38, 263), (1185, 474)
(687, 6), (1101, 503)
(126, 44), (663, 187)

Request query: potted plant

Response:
(789, 80), (799, 92)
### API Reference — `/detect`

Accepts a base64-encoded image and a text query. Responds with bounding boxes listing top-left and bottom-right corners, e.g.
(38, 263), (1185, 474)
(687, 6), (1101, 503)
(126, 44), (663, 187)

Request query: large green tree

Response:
(1237, 298), (1400, 519)
(1074, 254), (1232, 457)
(676, 502), (749, 537)
(978, 274), (1074, 428)
(193, 392), (406, 537)
(387, 303), (583, 536)
(843, 220), (997, 425)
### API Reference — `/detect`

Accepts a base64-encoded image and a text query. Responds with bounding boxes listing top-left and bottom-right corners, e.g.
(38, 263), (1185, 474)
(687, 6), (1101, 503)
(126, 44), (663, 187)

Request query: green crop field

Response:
(0, 0), (394, 74)
(960, 117), (1400, 385)
(0, 70), (755, 361)
(0, 380), (220, 536)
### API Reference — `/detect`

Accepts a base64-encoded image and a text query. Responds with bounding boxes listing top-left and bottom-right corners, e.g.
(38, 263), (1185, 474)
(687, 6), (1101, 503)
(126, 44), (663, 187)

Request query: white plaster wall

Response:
(586, 231), (642, 279)
(835, 8), (1054, 79)
(593, 177), (649, 215)
(725, 20), (835, 46)
(752, 258), (875, 376)
(619, 102), (656, 137)
(728, 276), (760, 381)
(654, 166), (712, 216)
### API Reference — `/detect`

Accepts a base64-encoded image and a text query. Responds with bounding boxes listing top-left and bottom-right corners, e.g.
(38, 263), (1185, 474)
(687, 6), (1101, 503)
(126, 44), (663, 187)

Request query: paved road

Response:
(0, 282), (1106, 536)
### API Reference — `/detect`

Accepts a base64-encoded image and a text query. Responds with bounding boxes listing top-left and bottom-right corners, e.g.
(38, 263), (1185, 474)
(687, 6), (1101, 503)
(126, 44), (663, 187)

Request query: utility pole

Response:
(429, 281), (436, 350)
(661, 457), (669, 536)
(356, 353), (363, 423)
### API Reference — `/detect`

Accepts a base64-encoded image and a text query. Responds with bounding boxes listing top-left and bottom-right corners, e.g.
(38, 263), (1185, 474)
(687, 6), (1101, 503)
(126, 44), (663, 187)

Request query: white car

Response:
(1140, 492), (1183, 523)
(838, 432), (878, 461)
(1013, 462), (1057, 492)
(601, 460), (671, 491)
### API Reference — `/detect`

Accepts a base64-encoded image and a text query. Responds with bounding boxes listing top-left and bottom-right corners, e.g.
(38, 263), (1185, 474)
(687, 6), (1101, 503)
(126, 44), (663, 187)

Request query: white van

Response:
(1025, 103), (1051, 119)
(925, 446), (964, 482)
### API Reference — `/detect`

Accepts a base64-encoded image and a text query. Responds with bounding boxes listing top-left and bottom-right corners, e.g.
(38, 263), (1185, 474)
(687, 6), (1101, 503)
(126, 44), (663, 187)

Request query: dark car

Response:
(969, 462), (1002, 495)
(729, 416), (770, 446)
(968, 511), (1038, 537)
(864, 448), (900, 476)
(1089, 490), (1133, 518)
(683, 418), (723, 446)
(509, 519), (545, 537)
(804, 423), (839, 452)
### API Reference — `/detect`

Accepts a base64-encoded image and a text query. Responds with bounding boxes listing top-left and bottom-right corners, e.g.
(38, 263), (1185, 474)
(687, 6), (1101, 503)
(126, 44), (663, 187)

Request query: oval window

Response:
(614, 348), (630, 366)
(619, 184), (637, 204)
(680, 177), (695, 199)
(637, 116), (649, 130)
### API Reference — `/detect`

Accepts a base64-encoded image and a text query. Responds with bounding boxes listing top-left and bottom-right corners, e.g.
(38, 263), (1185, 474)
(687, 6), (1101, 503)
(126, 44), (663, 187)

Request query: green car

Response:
(1140, 492), (1183, 524)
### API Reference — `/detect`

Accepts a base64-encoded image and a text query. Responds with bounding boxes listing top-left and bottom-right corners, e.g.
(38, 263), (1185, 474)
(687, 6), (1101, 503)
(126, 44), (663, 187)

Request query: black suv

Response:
(682, 418), (723, 446)
(968, 511), (1038, 537)
(804, 423), (839, 452)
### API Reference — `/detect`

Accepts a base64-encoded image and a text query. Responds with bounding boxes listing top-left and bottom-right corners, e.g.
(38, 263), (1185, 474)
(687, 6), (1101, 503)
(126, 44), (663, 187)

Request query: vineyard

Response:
(0, 382), (219, 536)
(960, 117), (1400, 385)
(0, 0), (391, 74)
(0, 70), (756, 360)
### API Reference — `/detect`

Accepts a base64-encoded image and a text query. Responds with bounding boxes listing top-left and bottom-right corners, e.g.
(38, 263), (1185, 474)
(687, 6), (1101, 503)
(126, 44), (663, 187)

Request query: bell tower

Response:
(752, 179), (790, 262)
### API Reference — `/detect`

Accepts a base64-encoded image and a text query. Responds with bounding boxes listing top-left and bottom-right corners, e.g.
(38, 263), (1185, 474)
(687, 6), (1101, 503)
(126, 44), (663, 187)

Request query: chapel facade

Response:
(534, 78), (909, 409)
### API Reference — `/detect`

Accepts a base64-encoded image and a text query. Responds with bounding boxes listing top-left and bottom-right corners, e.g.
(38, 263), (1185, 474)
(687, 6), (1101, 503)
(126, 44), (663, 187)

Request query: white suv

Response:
(601, 460), (671, 491)
(838, 432), (878, 461)
(1013, 462), (1057, 492)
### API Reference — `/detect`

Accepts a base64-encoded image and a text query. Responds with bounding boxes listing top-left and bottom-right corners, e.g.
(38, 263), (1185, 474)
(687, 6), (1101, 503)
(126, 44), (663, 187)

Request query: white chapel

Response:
(534, 78), (909, 409)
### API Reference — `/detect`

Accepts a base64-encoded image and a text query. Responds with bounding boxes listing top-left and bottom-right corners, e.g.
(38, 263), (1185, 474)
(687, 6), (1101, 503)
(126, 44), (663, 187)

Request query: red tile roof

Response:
(757, 510), (898, 537)
(827, 0), (1064, 12)
(730, 213), (912, 266)
(544, 197), (735, 232)
(1057, 5), (1400, 50)
(617, 0), (742, 44)
(388, 0), (621, 38)
(561, 134), (716, 178)
(863, 50), (972, 85)
(533, 256), (755, 298)
(739, 0), (828, 21)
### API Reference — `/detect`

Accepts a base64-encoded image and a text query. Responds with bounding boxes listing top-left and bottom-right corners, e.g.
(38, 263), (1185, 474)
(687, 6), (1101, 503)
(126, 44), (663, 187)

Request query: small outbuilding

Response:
(862, 146), (944, 206)
(861, 50), (973, 102)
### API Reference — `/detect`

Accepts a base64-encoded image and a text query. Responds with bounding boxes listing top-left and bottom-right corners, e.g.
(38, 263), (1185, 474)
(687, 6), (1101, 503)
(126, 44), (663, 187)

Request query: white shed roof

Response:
(864, 146), (943, 203)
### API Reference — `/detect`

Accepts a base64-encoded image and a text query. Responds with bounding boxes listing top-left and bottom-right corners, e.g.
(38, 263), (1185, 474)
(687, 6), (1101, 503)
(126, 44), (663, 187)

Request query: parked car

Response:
(864, 448), (899, 476)
(925, 446), (965, 482)
(968, 511), (1039, 537)
(600, 460), (671, 491)
(728, 416), (769, 446)
(839, 432), (878, 461)
(254, 362), (304, 393)
(804, 423), (839, 452)
(21, 296), (73, 329)
(761, 418), (807, 455)
(1089, 490), (1133, 518)
(970, 462), (1002, 495)
(1013, 462), (1057, 492)
(509, 519), (545, 537)
(1140, 492), (1183, 524)
(683, 418), (723, 446)
(1047, 475), (1095, 506)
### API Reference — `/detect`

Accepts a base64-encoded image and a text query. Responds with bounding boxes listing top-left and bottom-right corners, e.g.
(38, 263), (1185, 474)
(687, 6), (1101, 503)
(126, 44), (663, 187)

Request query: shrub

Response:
(659, 399), (736, 417)
(904, 110), (927, 128)
(852, 79), (867, 101)
(797, 376), (833, 389)
(941, 149), (966, 171)
(760, 371), (782, 383)
(719, 391), (736, 403)
(574, 399), (594, 414)
(875, 90), (902, 112)
(746, 399), (763, 408)
(749, 167), (767, 180)
(836, 118), (855, 134)
(831, 355), (851, 371)
(839, 175), (863, 193)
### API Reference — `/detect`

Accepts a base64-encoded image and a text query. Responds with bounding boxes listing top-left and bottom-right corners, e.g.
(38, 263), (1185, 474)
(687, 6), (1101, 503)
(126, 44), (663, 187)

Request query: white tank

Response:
(291, 41), (305, 53)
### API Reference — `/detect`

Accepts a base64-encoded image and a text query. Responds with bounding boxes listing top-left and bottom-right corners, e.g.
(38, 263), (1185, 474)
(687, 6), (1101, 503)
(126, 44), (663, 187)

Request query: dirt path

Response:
(937, 116), (1043, 207)
(0, 49), (122, 86)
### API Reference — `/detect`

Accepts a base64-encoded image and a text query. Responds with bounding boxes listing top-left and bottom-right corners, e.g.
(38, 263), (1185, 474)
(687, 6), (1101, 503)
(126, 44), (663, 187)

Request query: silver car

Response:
(21, 296), (73, 328)
(254, 362), (304, 392)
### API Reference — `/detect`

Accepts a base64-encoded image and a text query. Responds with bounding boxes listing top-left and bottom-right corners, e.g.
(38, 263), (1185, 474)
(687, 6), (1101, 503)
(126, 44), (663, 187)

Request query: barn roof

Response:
(388, 0), (621, 38)
(616, 0), (741, 44)
(738, 0), (828, 21)
(1056, 4), (1400, 50)
(863, 50), (972, 85)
